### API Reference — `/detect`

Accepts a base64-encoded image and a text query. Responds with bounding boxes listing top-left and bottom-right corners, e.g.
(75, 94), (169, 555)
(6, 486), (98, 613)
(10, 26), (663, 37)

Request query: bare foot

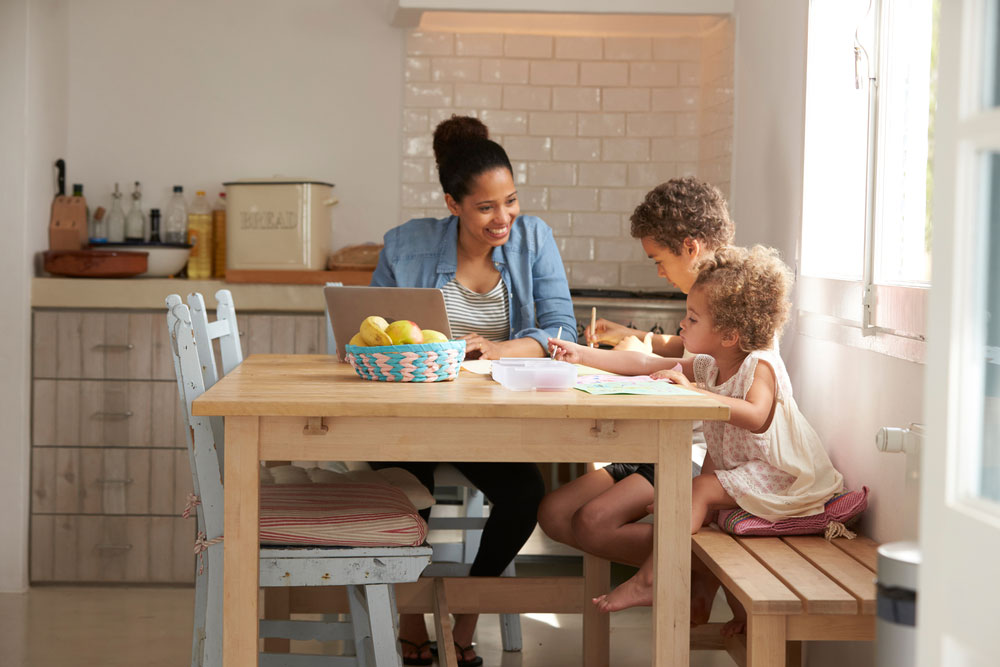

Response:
(720, 589), (746, 637)
(690, 570), (719, 626)
(591, 574), (654, 613)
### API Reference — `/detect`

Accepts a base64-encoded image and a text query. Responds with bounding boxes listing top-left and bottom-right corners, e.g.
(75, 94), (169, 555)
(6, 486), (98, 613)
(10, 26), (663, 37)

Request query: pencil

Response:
(551, 326), (563, 358)
(590, 306), (597, 348)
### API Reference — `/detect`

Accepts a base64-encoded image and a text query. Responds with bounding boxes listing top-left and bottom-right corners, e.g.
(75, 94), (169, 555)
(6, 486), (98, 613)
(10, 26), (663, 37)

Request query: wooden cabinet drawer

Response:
(32, 379), (185, 448)
(33, 310), (175, 380)
(30, 515), (195, 583)
(32, 447), (191, 516)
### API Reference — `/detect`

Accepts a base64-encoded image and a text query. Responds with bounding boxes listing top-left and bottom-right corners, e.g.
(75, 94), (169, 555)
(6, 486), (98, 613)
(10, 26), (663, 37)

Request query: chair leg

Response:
(263, 588), (291, 654)
(498, 560), (522, 652)
(203, 544), (224, 667)
(347, 584), (374, 667)
(191, 555), (209, 667)
(366, 583), (403, 667)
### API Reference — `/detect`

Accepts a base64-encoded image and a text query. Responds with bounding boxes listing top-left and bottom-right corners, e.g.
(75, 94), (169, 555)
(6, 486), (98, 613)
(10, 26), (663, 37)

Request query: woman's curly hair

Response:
(630, 177), (734, 253)
(692, 245), (793, 352)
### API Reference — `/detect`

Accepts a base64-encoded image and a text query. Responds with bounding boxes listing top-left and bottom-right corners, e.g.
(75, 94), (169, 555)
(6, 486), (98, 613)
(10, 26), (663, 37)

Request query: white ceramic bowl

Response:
(102, 243), (191, 277)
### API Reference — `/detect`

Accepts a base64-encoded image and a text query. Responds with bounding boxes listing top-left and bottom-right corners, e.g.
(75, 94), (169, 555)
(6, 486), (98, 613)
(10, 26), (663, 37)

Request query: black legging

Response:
(370, 461), (545, 577)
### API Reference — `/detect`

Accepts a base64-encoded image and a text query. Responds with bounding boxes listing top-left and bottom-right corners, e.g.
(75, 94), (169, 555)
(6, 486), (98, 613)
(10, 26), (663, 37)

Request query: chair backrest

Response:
(166, 295), (225, 540)
(187, 289), (244, 389)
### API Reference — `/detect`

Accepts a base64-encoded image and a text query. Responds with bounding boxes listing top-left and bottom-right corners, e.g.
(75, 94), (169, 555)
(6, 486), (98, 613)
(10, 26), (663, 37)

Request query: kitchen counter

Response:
(31, 277), (331, 312)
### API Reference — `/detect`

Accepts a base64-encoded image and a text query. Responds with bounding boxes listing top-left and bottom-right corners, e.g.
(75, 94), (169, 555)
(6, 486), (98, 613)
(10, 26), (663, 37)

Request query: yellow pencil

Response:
(590, 306), (597, 348)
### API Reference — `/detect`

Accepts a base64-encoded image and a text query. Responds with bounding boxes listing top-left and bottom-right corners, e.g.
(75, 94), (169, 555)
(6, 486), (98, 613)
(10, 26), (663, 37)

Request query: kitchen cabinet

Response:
(29, 302), (326, 583)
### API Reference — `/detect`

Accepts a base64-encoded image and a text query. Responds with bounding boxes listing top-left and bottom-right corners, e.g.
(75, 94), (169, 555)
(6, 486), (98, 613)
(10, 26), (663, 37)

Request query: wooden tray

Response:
(43, 249), (148, 278)
(224, 268), (374, 285)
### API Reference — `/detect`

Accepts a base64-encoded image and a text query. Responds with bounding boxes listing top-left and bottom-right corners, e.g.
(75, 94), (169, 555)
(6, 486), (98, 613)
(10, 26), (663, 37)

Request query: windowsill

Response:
(796, 275), (927, 364)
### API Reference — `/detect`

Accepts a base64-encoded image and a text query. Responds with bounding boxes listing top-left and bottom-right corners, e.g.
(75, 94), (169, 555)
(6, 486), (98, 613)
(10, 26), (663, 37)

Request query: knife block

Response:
(49, 195), (88, 250)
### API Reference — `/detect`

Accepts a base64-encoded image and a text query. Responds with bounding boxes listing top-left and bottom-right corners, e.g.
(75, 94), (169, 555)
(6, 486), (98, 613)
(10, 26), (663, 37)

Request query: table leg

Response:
(224, 416), (261, 667)
(582, 553), (610, 667)
(653, 420), (693, 667)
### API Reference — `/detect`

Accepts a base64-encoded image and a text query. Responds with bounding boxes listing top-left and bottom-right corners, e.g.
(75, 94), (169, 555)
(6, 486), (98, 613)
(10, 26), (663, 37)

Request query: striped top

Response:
(441, 277), (510, 341)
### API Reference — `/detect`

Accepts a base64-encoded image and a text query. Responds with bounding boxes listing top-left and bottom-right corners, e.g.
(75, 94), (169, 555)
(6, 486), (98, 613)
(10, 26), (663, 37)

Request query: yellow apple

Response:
(385, 320), (424, 345)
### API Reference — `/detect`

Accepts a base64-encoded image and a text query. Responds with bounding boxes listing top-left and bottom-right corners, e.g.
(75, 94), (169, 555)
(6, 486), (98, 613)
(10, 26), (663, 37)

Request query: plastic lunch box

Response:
(491, 358), (577, 391)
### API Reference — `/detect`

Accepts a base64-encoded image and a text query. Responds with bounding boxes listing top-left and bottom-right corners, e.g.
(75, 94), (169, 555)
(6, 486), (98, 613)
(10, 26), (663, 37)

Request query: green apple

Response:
(421, 329), (448, 343)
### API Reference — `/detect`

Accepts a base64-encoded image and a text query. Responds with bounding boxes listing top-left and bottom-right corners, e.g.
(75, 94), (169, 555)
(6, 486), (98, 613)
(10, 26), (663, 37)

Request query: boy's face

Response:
(640, 236), (700, 293)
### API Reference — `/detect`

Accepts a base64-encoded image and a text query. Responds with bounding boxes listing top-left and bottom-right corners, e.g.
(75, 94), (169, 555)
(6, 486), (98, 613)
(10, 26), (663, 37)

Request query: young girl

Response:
(536, 178), (734, 579)
(548, 246), (845, 630)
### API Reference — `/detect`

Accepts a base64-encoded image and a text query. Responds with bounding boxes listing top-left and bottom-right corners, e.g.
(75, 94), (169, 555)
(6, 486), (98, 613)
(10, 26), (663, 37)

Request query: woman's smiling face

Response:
(447, 167), (519, 249)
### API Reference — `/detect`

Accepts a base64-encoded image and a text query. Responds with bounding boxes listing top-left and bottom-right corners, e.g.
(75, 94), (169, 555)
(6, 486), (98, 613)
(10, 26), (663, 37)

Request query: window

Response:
(799, 0), (938, 359)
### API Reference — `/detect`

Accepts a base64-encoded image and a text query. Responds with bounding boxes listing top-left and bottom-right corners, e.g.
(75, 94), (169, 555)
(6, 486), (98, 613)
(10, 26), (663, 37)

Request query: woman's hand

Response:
(649, 365), (692, 387)
(585, 318), (638, 346)
(613, 332), (655, 355)
(460, 334), (504, 360)
(548, 338), (586, 363)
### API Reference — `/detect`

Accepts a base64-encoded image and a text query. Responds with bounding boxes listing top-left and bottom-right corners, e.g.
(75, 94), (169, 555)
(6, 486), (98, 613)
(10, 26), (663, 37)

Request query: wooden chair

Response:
(323, 286), (523, 652)
(168, 292), (432, 667)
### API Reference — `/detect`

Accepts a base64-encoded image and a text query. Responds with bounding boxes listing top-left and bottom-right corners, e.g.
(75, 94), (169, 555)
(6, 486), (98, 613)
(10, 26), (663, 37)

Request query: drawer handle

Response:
(93, 411), (134, 420)
(92, 343), (135, 351)
(97, 477), (134, 485)
(95, 543), (133, 551)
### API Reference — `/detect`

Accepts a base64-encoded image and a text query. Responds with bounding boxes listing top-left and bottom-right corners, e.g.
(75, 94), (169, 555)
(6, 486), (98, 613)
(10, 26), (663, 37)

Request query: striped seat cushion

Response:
(716, 487), (869, 537)
(259, 482), (427, 547)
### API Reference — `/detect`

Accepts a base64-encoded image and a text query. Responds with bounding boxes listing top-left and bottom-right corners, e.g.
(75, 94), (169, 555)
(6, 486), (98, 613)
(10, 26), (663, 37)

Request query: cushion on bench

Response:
(259, 482), (428, 547)
(717, 487), (868, 536)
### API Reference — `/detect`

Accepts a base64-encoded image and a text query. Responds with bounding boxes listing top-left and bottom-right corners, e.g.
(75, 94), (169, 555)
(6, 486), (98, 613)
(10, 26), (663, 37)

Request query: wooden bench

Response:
(690, 527), (879, 667)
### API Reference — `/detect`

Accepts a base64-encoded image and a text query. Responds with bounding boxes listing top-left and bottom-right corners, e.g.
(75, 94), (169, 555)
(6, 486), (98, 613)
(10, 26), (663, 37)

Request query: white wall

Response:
(63, 0), (404, 251)
(730, 2), (925, 665)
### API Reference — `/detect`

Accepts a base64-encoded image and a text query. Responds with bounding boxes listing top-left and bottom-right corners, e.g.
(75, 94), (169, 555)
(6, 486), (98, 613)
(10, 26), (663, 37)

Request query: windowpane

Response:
(801, 0), (871, 280)
(874, 0), (936, 285)
(980, 154), (1000, 502)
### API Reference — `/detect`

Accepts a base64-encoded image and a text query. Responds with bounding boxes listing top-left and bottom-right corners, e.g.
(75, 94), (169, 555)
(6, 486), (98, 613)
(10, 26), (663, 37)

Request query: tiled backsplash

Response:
(400, 20), (733, 291)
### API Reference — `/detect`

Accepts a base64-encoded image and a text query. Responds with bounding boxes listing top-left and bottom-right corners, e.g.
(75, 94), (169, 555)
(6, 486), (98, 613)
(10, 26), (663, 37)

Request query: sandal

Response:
(399, 639), (433, 666)
(453, 642), (483, 667)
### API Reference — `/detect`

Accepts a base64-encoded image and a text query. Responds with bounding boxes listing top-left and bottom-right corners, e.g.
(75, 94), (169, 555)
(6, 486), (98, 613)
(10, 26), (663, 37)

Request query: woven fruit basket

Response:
(345, 340), (466, 382)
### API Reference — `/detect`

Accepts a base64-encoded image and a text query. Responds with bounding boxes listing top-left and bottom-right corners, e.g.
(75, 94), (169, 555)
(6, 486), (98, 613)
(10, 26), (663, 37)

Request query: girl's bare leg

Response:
(593, 473), (735, 614)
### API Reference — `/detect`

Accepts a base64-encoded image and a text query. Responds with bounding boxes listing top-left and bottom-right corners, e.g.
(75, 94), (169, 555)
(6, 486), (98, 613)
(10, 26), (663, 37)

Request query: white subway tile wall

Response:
(399, 21), (733, 290)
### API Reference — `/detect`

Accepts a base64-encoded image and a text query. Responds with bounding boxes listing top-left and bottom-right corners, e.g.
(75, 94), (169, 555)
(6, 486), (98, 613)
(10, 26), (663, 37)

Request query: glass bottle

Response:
(106, 183), (126, 243)
(164, 185), (188, 244)
(212, 192), (227, 278)
(186, 190), (213, 279)
(91, 206), (108, 244)
(149, 209), (162, 243)
(125, 181), (146, 242)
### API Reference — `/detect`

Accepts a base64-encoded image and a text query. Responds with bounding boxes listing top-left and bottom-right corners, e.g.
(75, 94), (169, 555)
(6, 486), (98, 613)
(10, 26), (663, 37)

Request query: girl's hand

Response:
(585, 318), (633, 346)
(650, 366), (692, 387)
(613, 332), (655, 355)
(548, 337), (585, 363)
(461, 334), (503, 360)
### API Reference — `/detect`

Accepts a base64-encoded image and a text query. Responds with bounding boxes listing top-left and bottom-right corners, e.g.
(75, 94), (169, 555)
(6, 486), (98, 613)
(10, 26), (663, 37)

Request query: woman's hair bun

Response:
(433, 115), (490, 167)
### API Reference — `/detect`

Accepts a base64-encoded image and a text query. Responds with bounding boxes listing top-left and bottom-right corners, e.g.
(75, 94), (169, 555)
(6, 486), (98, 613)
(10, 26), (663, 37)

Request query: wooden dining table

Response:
(192, 354), (729, 667)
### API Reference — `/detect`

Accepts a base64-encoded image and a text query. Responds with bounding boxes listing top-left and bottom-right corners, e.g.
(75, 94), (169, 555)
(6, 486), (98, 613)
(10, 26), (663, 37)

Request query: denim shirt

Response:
(371, 215), (578, 351)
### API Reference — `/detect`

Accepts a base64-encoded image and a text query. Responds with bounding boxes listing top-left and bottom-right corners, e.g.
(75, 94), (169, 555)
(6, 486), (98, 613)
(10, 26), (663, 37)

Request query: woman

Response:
(370, 115), (576, 667)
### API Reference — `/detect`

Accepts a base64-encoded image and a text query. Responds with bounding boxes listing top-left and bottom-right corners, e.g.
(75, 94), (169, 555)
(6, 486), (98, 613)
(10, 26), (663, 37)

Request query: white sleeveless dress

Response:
(694, 349), (844, 522)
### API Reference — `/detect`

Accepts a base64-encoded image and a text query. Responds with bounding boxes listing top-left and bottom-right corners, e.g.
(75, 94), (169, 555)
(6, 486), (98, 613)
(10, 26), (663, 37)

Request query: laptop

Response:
(324, 285), (452, 361)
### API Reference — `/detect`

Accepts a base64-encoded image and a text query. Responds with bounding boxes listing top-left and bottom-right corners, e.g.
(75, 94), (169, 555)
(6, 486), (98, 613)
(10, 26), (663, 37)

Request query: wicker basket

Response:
(345, 340), (466, 382)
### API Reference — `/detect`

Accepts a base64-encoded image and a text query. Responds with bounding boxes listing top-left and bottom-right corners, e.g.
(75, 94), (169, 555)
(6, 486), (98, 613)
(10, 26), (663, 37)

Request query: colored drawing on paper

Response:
(574, 374), (699, 397)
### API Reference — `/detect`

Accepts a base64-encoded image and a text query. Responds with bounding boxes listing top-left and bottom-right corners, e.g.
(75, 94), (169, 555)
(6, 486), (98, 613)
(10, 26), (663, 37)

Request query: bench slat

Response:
(829, 535), (879, 572)
(692, 529), (802, 615)
(737, 537), (858, 615)
(782, 537), (877, 614)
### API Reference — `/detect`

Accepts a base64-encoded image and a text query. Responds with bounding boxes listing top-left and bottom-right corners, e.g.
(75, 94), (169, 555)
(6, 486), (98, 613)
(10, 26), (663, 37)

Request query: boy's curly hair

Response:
(630, 177), (734, 253)
(692, 245), (793, 352)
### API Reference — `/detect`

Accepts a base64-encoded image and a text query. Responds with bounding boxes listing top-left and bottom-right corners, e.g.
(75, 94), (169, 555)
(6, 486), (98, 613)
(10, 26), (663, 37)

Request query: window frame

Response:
(799, 0), (933, 362)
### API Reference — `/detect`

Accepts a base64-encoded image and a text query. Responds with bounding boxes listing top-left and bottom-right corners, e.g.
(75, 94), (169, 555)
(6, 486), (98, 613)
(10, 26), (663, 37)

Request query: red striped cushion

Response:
(259, 482), (427, 547)
(716, 487), (869, 537)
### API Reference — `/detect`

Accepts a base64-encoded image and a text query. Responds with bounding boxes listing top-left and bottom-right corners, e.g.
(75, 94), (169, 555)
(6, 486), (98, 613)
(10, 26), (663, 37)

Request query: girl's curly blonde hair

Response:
(692, 245), (793, 352)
